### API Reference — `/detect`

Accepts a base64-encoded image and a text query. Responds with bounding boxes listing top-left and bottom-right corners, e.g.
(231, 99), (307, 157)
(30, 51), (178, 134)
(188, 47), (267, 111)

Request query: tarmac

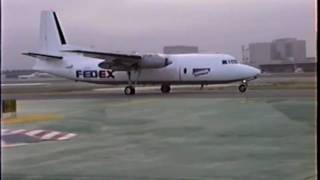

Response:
(1, 73), (317, 180)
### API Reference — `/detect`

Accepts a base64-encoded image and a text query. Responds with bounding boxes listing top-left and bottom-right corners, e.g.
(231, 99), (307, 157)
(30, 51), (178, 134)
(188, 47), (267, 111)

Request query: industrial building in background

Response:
(242, 38), (316, 73)
(163, 45), (199, 54)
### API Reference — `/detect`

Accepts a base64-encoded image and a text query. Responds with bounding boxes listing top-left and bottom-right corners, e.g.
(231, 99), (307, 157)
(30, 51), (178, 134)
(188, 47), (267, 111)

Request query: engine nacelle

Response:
(139, 54), (172, 68)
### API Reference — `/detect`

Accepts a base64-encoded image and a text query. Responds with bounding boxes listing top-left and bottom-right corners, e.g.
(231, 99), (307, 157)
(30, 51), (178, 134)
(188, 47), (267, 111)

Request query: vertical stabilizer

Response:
(40, 11), (67, 54)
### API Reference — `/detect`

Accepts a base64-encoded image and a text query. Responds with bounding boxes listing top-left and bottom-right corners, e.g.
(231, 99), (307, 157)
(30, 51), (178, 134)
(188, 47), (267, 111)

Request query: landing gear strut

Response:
(238, 80), (248, 93)
(124, 71), (136, 95)
(161, 84), (171, 93)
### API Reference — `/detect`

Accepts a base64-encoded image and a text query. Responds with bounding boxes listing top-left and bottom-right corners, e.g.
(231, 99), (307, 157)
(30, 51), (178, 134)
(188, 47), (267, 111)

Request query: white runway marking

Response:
(2, 129), (77, 148)
(57, 133), (76, 140)
(25, 130), (45, 136)
(9, 129), (27, 134)
(1, 129), (10, 134)
(40, 131), (61, 140)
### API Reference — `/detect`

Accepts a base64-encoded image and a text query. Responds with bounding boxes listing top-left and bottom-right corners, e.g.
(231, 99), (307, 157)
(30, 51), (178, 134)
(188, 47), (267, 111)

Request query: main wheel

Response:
(161, 84), (171, 93)
(124, 86), (135, 95)
(238, 84), (247, 93)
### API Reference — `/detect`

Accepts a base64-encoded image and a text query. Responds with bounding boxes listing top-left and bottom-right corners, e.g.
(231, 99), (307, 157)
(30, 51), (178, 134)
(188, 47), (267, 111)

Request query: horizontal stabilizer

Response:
(22, 52), (63, 61)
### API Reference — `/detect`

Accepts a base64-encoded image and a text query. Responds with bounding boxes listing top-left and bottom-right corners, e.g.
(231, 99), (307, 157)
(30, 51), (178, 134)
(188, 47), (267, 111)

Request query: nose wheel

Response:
(238, 80), (248, 93)
(238, 84), (247, 93)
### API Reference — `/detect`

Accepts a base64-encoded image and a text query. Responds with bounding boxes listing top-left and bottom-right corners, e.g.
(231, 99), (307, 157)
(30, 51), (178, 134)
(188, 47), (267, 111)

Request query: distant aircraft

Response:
(23, 11), (260, 95)
(18, 72), (53, 79)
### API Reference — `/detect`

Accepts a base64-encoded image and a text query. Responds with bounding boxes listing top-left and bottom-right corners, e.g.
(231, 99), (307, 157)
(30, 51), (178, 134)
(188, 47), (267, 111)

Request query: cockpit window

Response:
(231, 60), (238, 64)
(222, 59), (238, 65)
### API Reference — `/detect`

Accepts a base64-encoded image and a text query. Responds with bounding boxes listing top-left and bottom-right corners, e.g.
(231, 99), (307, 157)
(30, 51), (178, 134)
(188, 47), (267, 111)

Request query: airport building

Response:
(163, 45), (199, 54)
(259, 57), (316, 73)
(270, 38), (306, 61)
(242, 38), (316, 73)
(247, 42), (272, 65)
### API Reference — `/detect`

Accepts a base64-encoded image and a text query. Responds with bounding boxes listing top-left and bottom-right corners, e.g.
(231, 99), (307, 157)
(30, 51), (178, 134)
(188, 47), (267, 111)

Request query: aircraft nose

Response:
(253, 67), (261, 77)
(241, 65), (261, 79)
(249, 66), (261, 79)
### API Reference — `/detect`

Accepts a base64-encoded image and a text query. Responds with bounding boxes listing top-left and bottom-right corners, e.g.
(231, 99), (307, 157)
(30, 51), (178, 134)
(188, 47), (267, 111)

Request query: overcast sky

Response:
(1, 0), (316, 70)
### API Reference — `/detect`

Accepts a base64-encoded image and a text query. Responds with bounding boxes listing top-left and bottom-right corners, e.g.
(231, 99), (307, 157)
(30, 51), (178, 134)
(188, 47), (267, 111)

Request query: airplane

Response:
(18, 72), (53, 79)
(23, 11), (261, 95)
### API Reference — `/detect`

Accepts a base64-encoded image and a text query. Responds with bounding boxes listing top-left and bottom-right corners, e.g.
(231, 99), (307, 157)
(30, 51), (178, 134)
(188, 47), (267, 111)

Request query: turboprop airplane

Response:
(23, 11), (261, 95)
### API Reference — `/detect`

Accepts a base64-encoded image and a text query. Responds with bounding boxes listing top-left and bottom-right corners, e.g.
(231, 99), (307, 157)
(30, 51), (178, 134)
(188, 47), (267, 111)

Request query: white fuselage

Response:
(33, 53), (261, 85)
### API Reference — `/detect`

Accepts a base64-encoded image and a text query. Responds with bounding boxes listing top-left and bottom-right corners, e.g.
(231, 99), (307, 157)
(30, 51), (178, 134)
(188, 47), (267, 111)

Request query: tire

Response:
(161, 84), (171, 93)
(124, 86), (135, 95)
(238, 84), (247, 93)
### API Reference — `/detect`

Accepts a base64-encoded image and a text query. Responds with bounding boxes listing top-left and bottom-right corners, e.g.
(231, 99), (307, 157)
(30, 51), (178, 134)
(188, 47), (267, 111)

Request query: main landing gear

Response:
(123, 70), (172, 95)
(124, 85), (135, 95)
(238, 80), (248, 93)
(161, 84), (171, 93)
(124, 71), (136, 95)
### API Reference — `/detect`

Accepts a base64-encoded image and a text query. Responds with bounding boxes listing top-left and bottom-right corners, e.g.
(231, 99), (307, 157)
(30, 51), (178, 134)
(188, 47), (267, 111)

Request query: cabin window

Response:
(183, 68), (187, 74)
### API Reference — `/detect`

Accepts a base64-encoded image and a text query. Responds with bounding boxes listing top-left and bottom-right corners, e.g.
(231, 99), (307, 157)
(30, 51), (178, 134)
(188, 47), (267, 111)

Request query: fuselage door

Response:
(180, 67), (189, 81)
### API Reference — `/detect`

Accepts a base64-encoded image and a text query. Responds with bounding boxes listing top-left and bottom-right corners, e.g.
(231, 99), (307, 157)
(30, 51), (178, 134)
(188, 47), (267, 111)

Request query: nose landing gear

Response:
(238, 80), (248, 93)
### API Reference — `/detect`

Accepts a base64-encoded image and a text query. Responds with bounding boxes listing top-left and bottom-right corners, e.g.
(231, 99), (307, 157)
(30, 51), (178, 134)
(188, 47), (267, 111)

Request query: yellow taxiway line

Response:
(2, 114), (60, 125)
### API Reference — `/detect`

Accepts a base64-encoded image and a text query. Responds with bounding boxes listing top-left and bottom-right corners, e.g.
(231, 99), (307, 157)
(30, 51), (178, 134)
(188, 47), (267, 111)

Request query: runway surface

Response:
(2, 97), (316, 180)
(2, 88), (316, 100)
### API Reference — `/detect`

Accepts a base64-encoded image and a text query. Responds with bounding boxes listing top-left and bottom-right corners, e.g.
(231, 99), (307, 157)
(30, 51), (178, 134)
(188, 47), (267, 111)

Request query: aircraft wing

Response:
(22, 52), (63, 61)
(62, 50), (141, 70)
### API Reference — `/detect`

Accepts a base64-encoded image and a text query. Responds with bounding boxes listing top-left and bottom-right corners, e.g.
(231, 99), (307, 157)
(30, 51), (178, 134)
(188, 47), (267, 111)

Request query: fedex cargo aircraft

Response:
(23, 11), (261, 95)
